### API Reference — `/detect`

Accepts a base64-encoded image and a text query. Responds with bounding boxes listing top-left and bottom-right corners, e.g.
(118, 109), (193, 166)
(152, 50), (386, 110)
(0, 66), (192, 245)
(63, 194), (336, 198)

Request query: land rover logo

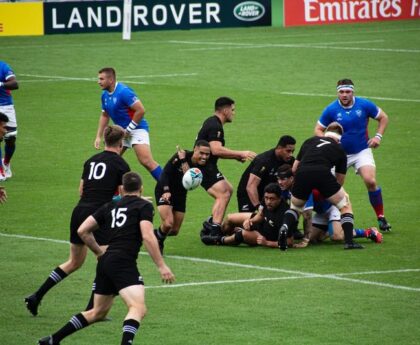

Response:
(233, 1), (265, 22)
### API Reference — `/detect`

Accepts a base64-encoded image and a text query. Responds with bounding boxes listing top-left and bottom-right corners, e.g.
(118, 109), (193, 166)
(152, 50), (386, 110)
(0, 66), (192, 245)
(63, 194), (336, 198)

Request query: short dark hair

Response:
(215, 97), (235, 111)
(122, 172), (142, 193)
(277, 164), (293, 179)
(277, 135), (296, 148)
(337, 79), (354, 87)
(326, 122), (344, 135)
(98, 67), (116, 79)
(0, 112), (9, 123)
(104, 125), (125, 147)
(194, 139), (210, 148)
(263, 182), (282, 198)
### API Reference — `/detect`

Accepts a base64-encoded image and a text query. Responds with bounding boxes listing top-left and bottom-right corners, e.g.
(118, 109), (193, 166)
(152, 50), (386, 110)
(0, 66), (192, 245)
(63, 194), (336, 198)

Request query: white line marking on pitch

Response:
(1, 232), (419, 292)
(172, 40), (420, 54)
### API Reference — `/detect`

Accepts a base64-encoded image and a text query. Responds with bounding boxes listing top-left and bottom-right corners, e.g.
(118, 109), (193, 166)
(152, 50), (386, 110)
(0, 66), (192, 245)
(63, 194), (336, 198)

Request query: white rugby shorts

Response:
(347, 148), (376, 172)
(123, 129), (150, 148)
(312, 205), (341, 226)
(0, 104), (17, 128)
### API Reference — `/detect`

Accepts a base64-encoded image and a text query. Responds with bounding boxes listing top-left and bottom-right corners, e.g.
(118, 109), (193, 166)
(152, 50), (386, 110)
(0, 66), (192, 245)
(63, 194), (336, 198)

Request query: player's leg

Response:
(206, 179), (233, 227)
(3, 130), (16, 178)
(119, 285), (147, 345)
(222, 212), (252, 234)
(38, 294), (114, 345)
(355, 149), (391, 231)
(278, 196), (306, 250)
(327, 188), (362, 249)
(129, 128), (162, 180)
(25, 243), (88, 316)
(0, 140), (4, 180)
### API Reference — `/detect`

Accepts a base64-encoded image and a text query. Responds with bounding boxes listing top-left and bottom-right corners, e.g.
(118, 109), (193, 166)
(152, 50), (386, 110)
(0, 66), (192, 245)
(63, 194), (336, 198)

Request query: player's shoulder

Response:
(355, 96), (376, 107)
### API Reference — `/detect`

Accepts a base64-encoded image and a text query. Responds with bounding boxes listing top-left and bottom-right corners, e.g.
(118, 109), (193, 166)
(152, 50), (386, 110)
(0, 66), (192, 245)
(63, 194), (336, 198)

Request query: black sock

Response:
(52, 313), (89, 343)
(85, 280), (96, 311)
(35, 267), (68, 300)
(156, 227), (167, 240)
(341, 213), (354, 244)
(121, 319), (140, 345)
(282, 209), (299, 236)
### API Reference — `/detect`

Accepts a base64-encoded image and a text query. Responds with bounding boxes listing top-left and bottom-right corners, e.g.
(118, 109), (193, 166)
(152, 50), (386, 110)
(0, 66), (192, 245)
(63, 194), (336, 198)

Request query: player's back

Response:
(78, 150), (130, 208)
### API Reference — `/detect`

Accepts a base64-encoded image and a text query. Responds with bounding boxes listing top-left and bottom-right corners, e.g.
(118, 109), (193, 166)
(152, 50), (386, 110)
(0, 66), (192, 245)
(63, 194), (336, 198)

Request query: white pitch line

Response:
(173, 40), (420, 54)
(279, 91), (420, 103)
(1, 232), (419, 292)
(121, 73), (198, 78)
(170, 39), (384, 46)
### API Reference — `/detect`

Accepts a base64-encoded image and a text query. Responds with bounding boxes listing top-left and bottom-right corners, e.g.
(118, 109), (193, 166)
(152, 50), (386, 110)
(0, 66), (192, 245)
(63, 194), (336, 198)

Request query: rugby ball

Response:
(182, 168), (203, 191)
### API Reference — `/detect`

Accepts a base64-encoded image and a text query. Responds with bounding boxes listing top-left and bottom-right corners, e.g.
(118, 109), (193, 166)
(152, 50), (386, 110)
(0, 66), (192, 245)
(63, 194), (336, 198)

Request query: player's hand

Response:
(0, 186), (7, 204)
(161, 192), (171, 202)
(293, 237), (310, 249)
(159, 265), (175, 284)
(141, 195), (153, 203)
(176, 145), (186, 160)
(368, 137), (381, 148)
(243, 219), (251, 230)
(256, 235), (267, 246)
(94, 137), (101, 150)
(240, 151), (257, 162)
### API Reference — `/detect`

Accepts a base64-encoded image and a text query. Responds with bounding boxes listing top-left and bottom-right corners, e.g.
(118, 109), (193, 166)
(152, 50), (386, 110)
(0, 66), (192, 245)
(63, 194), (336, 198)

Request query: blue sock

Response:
(150, 165), (162, 181)
(354, 228), (365, 238)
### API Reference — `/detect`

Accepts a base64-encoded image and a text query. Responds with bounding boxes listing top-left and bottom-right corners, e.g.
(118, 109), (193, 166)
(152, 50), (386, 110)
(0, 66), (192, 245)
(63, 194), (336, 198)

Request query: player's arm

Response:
(244, 207), (264, 230)
(336, 172), (346, 186)
(95, 111), (110, 149)
(246, 173), (262, 208)
(176, 146), (191, 174)
(292, 159), (300, 175)
(257, 236), (278, 248)
(209, 141), (256, 162)
(77, 216), (104, 258)
(141, 220), (175, 283)
(0, 186), (7, 204)
(314, 123), (326, 136)
(368, 109), (389, 148)
(0, 75), (18, 90)
(124, 100), (146, 138)
(78, 179), (84, 197)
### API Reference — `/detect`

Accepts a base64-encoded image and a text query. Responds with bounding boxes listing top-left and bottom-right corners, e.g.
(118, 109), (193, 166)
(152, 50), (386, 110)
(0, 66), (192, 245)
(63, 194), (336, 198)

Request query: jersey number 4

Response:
(111, 208), (128, 228)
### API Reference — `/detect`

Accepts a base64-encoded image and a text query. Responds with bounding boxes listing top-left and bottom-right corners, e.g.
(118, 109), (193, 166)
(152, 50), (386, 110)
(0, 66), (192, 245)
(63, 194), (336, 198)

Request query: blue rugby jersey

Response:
(318, 97), (380, 154)
(0, 61), (15, 106)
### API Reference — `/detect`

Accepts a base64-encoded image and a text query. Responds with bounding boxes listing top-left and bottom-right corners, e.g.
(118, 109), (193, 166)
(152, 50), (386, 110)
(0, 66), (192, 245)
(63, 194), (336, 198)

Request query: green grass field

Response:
(1, 19), (420, 345)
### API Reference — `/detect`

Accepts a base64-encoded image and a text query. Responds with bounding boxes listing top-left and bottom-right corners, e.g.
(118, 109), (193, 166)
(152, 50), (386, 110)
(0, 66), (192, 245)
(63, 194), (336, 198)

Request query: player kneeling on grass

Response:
(38, 172), (175, 345)
(216, 183), (291, 247)
(295, 190), (383, 249)
(153, 140), (211, 254)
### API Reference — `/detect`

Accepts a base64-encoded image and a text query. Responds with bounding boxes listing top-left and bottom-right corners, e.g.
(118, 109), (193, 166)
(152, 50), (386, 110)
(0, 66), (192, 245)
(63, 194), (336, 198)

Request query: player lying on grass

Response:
(295, 190), (383, 248)
(209, 183), (292, 247)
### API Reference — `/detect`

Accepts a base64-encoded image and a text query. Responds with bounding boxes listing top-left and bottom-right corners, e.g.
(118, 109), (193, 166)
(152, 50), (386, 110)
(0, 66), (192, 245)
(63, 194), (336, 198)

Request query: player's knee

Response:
(162, 219), (174, 230)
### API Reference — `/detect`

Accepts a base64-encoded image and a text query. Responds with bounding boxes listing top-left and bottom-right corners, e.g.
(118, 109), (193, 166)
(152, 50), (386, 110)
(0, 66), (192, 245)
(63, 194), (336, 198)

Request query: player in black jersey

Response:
(278, 122), (363, 251)
(37, 172), (175, 345)
(25, 125), (130, 316)
(219, 183), (291, 247)
(236, 135), (296, 213)
(196, 97), (256, 239)
(154, 140), (211, 253)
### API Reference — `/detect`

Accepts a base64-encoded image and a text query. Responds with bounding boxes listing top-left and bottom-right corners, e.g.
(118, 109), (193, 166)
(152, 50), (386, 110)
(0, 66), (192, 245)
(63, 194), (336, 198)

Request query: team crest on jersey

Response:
(113, 97), (117, 104)
(337, 112), (343, 121)
(356, 110), (362, 117)
(217, 131), (221, 138)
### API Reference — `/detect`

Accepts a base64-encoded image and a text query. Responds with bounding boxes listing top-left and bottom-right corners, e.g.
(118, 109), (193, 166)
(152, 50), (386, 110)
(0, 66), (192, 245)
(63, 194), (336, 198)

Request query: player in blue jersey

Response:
(0, 112), (9, 202)
(0, 61), (19, 181)
(314, 79), (391, 232)
(95, 67), (162, 181)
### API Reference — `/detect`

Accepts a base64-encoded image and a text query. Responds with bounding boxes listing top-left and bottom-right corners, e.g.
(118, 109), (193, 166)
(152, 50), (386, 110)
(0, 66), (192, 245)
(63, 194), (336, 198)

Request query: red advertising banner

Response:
(284, 0), (420, 27)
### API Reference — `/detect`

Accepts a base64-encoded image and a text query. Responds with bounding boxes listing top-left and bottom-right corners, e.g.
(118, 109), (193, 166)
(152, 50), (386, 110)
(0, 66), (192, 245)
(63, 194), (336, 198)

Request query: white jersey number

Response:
(88, 162), (106, 180)
(316, 139), (331, 148)
(111, 208), (128, 228)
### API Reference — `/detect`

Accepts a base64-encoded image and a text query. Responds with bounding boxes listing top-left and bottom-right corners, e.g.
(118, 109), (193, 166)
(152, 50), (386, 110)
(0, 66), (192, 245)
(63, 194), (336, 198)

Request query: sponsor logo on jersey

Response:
(233, 1), (265, 22)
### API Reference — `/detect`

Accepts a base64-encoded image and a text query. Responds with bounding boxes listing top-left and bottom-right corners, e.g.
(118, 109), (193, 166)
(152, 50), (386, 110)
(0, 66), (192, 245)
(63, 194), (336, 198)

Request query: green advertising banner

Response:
(44, 0), (272, 34)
